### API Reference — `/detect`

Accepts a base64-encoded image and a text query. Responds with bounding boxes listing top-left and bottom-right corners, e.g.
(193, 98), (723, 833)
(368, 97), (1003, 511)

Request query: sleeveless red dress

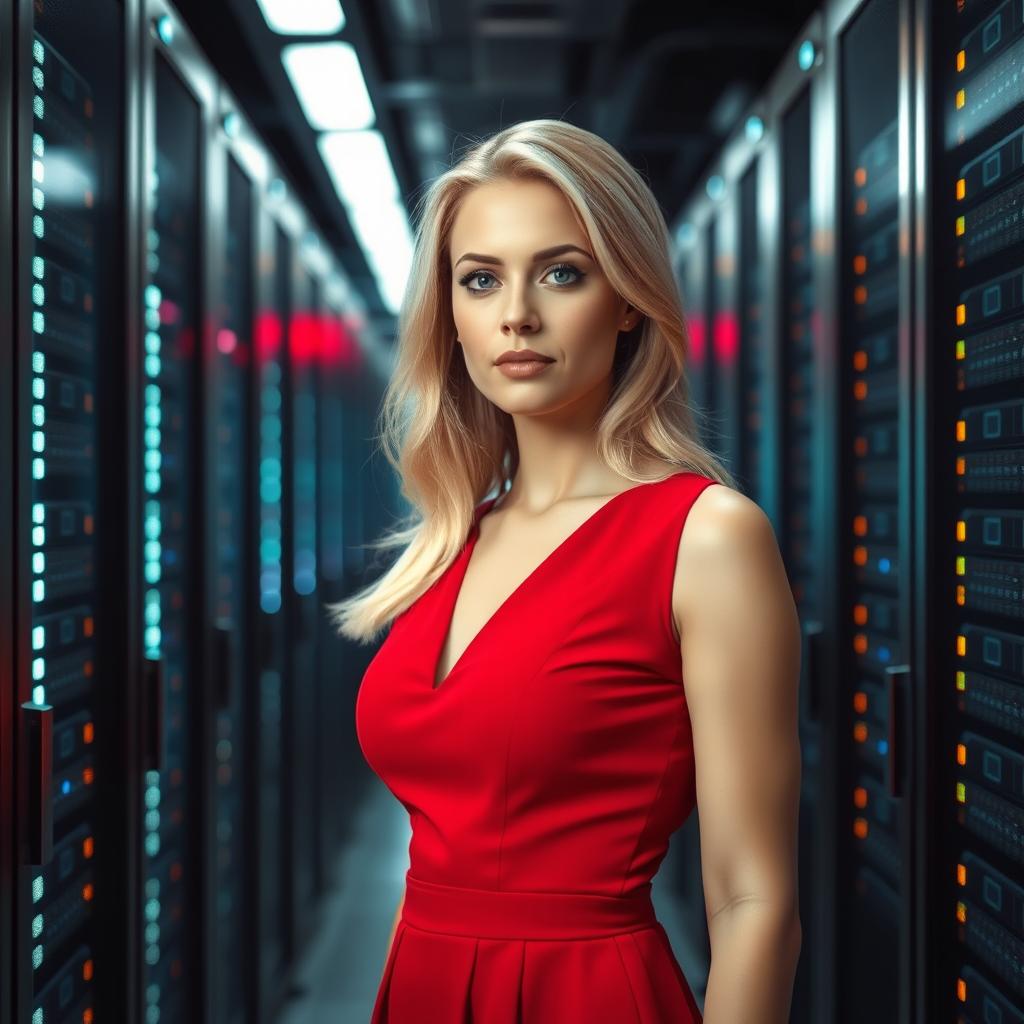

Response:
(357, 470), (719, 1023)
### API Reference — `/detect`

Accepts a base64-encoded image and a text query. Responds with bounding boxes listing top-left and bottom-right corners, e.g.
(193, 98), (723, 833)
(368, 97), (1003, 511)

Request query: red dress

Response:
(356, 470), (719, 1023)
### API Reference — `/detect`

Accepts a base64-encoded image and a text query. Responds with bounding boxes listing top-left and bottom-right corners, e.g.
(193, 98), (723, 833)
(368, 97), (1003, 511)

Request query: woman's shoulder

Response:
(670, 481), (779, 639)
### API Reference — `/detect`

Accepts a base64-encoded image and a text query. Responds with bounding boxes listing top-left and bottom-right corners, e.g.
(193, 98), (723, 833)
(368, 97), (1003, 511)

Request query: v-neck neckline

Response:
(429, 471), (687, 691)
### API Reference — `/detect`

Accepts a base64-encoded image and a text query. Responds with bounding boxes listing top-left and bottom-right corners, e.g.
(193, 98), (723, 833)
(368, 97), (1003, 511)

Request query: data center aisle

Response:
(276, 779), (710, 1023)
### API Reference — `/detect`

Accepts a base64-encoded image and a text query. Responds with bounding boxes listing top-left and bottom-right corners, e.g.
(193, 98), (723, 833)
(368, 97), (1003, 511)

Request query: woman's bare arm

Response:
(672, 485), (803, 1024)
(381, 888), (405, 980)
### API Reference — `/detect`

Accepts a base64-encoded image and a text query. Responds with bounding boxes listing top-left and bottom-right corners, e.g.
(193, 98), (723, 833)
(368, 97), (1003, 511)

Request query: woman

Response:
(329, 119), (802, 1023)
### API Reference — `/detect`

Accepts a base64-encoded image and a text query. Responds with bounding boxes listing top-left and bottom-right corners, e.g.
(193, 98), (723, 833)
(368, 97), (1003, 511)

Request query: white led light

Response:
(317, 129), (400, 207)
(281, 42), (373, 130)
(256, 0), (345, 34)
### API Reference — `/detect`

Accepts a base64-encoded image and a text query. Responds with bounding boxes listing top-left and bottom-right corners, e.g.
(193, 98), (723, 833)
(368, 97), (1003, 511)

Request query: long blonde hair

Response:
(326, 118), (736, 644)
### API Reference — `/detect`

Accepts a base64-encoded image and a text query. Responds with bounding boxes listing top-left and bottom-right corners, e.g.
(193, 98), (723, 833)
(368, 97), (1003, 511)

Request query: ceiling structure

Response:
(174, 0), (819, 338)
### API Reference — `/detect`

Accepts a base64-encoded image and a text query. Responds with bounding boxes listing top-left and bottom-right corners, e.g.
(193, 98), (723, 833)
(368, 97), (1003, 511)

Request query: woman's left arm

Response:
(673, 485), (804, 1024)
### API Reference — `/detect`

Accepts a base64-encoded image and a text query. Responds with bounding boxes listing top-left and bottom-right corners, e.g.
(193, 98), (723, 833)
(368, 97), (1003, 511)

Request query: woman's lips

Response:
(496, 359), (555, 379)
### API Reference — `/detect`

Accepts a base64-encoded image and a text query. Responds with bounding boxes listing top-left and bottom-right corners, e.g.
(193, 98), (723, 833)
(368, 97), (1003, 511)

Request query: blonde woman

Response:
(330, 119), (802, 1024)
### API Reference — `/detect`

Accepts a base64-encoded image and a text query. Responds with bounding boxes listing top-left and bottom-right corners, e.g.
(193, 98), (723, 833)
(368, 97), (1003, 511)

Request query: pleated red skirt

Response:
(370, 874), (703, 1023)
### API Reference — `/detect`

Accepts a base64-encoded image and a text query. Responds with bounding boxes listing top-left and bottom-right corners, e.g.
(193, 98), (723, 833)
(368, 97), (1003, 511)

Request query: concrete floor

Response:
(276, 778), (710, 1023)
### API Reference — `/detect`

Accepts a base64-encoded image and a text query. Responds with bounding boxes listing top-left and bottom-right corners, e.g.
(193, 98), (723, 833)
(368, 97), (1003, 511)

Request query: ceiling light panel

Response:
(256, 0), (346, 35)
(281, 42), (374, 129)
(317, 129), (401, 207)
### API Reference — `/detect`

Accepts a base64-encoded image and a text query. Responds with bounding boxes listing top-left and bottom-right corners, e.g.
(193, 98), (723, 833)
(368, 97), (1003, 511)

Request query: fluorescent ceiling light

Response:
(281, 42), (374, 130)
(256, 0), (345, 35)
(318, 129), (400, 207)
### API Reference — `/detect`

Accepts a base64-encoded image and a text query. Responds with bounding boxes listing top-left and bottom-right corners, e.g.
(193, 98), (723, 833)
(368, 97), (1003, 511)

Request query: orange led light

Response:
(82, 883), (94, 901)
(956, 177), (966, 200)
(956, 520), (966, 541)
(854, 284), (868, 305)
(83, 959), (94, 981)
(956, 584), (966, 606)
(853, 604), (868, 625)
(955, 303), (966, 325)
(956, 456), (966, 475)
(853, 254), (867, 274)
(83, 836), (94, 858)
(854, 722), (868, 743)
(956, 49), (965, 72)
(853, 818), (868, 839)
(854, 380), (868, 400)
(957, 862), (967, 885)
(83, 722), (94, 743)
(853, 350), (868, 371)
(853, 546), (868, 566)
(854, 167), (867, 186)
(854, 436), (868, 456)
(83, 767), (94, 785)
(853, 691), (867, 712)
(853, 516), (868, 536)
(955, 88), (966, 109)
(956, 901), (967, 923)
(956, 742), (967, 766)
(957, 634), (966, 657)
(84, 616), (94, 637)
(855, 197), (868, 216)
(853, 633), (868, 654)
(956, 419), (966, 441)
(956, 977), (967, 1003)
(853, 786), (867, 807)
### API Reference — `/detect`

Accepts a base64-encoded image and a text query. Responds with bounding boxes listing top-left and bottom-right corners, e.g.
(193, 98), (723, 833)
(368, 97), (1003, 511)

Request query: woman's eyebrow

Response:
(453, 243), (593, 267)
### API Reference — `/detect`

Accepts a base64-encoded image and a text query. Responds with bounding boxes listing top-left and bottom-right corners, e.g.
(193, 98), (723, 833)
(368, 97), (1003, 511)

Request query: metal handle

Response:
(885, 663), (911, 799)
(801, 620), (823, 725)
(213, 618), (233, 711)
(21, 701), (53, 866)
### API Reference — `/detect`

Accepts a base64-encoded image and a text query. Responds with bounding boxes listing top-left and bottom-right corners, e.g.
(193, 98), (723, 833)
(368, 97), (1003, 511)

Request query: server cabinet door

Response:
(138, 46), (205, 1024)
(927, 0), (1024, 1020)
(11, 2), (131, 1021)
(835, 0), (914, 1019)
(286, 264), (320, 951)
(204, 147), (256, 1024)
(737, 160), (769, 504)
(711, 197), (742, 475)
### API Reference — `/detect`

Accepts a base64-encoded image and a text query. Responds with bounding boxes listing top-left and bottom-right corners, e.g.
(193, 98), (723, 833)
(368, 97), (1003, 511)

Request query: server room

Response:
(0, 0), (1021, 1021)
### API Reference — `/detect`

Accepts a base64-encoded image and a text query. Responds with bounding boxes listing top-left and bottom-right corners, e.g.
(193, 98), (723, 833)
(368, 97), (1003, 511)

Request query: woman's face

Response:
(448, 177), (639, 415)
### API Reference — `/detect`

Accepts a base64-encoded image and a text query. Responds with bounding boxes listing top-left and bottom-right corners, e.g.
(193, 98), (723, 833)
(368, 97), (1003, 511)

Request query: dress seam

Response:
(618, 707), (685, 897)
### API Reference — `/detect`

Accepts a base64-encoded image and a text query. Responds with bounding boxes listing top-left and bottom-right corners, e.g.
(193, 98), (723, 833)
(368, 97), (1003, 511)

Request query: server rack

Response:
(924, 0), (1024, 1020)
(8, 1), (137, 1022)
(711, 199), (742, 475)
(287, 259), (321, 954)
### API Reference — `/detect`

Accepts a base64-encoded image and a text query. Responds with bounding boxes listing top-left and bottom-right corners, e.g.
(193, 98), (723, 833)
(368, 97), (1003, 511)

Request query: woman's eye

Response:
(458, 263), (585, 295)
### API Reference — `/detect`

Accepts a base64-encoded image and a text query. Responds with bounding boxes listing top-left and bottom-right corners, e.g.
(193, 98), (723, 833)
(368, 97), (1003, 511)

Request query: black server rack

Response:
(8, 0), (135, 1021)
(206, 145), (256, 1024)
(286, 260), (321, 952)
(835, 0), (913, 1020)
(737, 160), (767, 503)
(780, 85), (818, 621)
(676, 243), (711, 446)
(711, 200), (742, 476)
(927, 0), (1024, 1020)
(140, 42), (206, 1024)
(251, 205), (292, 1023)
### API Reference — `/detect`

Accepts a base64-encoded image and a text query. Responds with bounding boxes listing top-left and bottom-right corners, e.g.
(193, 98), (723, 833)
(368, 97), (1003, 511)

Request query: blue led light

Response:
(798, 40), (816, 71)
(706, 174), (725, 201)
(745, 115), (764, 143)
(155, 15), (174, 45)
(61, 780), (70, 795)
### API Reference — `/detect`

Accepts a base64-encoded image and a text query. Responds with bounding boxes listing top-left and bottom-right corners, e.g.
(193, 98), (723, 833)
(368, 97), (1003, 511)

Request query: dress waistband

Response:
(401, 872), (658, 940)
